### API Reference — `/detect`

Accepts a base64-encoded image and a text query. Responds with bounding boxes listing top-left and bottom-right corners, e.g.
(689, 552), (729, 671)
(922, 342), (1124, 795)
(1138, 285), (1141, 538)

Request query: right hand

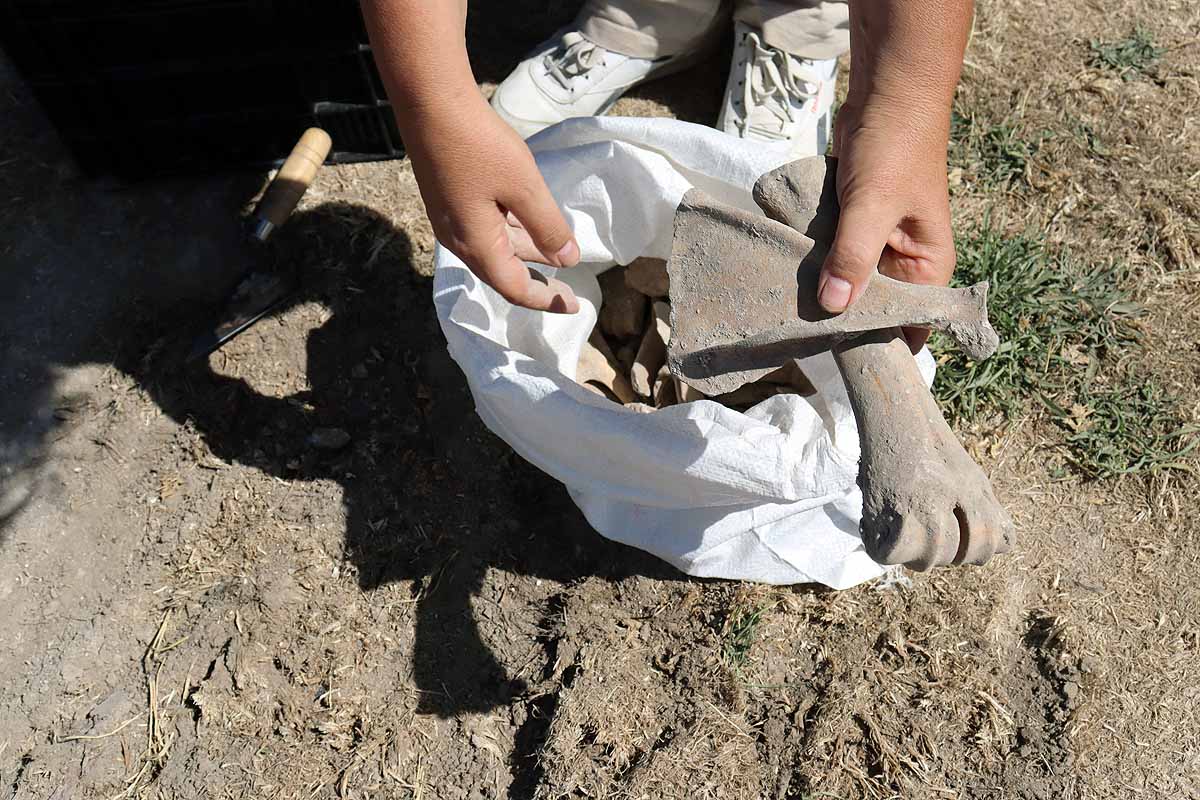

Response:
(402, 95), (581, 313)
(822, 96), (958, 351)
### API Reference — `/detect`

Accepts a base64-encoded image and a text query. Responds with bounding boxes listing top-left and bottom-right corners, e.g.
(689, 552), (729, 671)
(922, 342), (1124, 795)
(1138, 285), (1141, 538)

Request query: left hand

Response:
(820, 97), (957, 351)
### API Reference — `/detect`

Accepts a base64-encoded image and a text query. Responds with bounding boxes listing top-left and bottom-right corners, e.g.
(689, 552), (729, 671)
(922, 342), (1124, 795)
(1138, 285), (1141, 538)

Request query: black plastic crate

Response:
(0, 0), (404, 178)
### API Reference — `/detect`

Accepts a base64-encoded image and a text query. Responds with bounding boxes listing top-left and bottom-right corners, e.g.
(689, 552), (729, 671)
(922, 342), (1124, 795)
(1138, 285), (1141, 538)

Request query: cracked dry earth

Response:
(3, 0), (1200, 797)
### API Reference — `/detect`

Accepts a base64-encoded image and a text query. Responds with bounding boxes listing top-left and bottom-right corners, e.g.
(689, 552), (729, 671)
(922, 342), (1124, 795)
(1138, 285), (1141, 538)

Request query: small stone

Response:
(598, 267), (648, 339)
(351, 363), (368, 379)
(653, 364), (678, 408)
(577, 329), (637, 403)
(675, 376), (705, 404)
(616, 343), (637, 374)
(308, 428), (351, 450)
(624, 257), (669, 298)
(631, 301), (671, 399)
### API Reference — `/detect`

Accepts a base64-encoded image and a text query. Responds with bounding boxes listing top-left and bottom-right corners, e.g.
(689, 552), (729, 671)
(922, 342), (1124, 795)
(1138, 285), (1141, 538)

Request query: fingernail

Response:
(819, 275), (852, 312)
(555, 239), (580, 267)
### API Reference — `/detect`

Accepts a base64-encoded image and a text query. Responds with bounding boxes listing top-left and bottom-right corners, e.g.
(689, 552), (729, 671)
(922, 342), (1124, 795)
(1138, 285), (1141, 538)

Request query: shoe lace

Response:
(737, 32), (818, 134)
(544, 32), (606, 90)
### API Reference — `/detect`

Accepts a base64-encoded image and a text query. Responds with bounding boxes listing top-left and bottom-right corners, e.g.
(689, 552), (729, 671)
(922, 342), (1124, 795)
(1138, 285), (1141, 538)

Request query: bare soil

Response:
(2, 1), (1198, 798)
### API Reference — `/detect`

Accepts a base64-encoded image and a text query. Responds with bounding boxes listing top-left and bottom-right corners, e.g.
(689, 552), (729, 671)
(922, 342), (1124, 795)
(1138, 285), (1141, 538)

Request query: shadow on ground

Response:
(0, 1), (726, 722)
(0, 135), (676, 723)
(118, 202), (680, 717)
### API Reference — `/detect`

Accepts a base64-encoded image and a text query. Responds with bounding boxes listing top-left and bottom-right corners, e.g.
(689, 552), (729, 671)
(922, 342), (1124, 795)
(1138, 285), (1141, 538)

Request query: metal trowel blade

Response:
(185, 269), (299, 363)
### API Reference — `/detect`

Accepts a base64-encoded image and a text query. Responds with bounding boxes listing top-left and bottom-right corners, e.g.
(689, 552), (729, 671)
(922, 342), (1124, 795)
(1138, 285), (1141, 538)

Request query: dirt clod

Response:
(308, 427), (351, 450)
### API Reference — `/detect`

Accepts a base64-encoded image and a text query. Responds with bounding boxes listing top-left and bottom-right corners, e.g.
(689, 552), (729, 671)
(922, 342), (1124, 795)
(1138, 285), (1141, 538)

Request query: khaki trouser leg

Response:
(579, 0), (849, 61)
(734, 0), (849, 60)
(578, 0), (728, 59)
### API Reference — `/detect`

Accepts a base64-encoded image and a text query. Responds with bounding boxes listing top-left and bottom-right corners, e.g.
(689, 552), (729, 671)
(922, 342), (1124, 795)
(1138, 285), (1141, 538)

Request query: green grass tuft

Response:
(1088, 27), (1164, 80)
(932, 222), (1138, 420)
(932, 220), (1196, 479)
(1052, 382), (1200, 479)
(722, 603), (767, 669)
(950, 112), (1039, 187)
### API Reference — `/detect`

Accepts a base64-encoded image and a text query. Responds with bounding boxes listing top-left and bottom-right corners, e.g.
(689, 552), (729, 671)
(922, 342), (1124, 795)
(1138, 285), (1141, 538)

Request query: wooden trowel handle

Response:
(249, 127), (333, 242)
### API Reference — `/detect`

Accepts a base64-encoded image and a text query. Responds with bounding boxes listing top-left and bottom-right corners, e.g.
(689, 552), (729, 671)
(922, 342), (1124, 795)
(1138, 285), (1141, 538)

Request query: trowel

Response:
(185, 127), (332, 362)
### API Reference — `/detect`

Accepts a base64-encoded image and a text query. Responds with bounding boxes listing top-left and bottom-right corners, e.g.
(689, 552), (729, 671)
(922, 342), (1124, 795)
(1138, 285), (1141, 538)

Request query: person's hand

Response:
(403, 94), (582, 313)
(820, 98), (957, 350)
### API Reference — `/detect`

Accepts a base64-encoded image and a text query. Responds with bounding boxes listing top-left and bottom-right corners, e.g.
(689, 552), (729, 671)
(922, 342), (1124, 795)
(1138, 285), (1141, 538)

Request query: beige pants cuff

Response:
(734, 1), (848, 60)
(578, 0), (848, 60)
(579, 0), (730, 60)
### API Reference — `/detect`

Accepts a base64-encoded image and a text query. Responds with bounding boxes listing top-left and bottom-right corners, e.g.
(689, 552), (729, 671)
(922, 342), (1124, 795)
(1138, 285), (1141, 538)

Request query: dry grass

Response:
(940, 2), (1200, 789)
(5, 0), (1200, 798)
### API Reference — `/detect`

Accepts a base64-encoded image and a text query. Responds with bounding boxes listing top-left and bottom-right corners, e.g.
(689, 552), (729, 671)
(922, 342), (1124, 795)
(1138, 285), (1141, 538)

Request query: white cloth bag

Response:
(432, 117), (934, 589)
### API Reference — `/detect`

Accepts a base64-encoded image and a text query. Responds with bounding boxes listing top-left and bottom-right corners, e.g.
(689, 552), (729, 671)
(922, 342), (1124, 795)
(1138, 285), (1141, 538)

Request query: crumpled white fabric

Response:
(432, 116), (934, 589)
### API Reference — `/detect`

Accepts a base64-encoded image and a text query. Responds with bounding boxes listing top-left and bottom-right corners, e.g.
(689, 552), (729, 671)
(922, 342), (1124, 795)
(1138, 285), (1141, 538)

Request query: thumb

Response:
(458, 207), (580, 315)
(818, 199), (896, 313)
(502, 180), (580, 269)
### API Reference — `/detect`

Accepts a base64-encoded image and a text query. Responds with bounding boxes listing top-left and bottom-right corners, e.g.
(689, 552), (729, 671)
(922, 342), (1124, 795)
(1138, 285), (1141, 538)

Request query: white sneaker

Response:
(491, 31), (700, 139)
(717, 22), (838, 157)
